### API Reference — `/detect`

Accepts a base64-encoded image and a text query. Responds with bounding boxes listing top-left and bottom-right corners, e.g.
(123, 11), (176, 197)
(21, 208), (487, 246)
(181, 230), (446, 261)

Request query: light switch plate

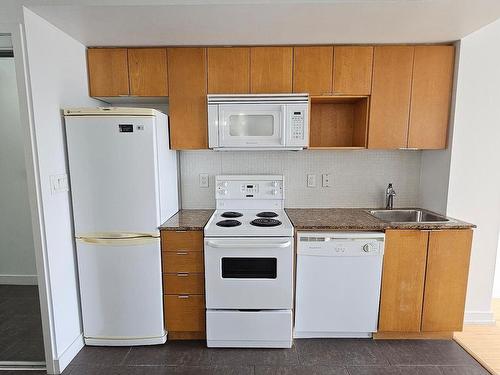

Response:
(322, 174), (331, 187)
(199, 173), (209, 188)
(50, 174), (69, 194)
(307, 174), (316, 188)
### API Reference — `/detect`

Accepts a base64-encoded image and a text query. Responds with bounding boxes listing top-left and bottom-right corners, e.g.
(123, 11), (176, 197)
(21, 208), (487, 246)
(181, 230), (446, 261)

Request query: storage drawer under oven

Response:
(206, 309), (292, 348)
(204, 237), (293, 310)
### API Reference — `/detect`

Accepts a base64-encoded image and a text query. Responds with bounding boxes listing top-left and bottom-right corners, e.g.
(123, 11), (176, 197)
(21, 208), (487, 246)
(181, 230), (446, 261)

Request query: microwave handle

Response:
(280, 105), (286, 145)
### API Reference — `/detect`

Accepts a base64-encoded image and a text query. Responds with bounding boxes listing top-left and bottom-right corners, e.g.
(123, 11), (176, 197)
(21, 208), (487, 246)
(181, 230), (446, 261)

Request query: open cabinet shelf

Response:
(309, 96), (369, 149)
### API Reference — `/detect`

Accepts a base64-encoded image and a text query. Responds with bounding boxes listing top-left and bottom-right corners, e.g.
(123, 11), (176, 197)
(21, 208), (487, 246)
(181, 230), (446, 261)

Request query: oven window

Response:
(221, 258), (277, 279)
(228, 115), (274, 136)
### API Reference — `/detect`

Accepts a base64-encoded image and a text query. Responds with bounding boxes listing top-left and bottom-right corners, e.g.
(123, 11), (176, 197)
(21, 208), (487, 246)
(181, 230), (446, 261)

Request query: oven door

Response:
(204, 237), (293, 309)
(217, 104), (285, 148)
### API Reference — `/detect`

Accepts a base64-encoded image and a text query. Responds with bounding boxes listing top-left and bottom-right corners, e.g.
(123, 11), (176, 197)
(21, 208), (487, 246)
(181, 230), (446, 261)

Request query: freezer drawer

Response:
(76, 237), (165, 345)
(206, 310), (292, 348)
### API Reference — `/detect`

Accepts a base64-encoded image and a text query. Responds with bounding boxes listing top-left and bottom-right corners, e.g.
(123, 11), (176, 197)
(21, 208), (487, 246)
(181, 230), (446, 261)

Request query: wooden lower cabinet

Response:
(378, 230), (428, 332)
(377, 229), (473, 339)
(161, 230), (206, 340)
(422, 230), (473, 332)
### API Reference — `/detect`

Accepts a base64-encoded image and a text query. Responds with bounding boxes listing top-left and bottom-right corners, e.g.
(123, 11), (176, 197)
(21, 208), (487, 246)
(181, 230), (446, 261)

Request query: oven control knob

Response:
(219, 188), (227, 195)
(271, 181), (279, 187)
(271, 189), (278, 195)
(220, 181), (228, 187)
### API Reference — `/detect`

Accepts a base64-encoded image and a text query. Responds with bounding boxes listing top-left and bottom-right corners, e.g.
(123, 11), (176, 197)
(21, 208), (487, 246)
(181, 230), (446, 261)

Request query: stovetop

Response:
(204, 209), (294, 237)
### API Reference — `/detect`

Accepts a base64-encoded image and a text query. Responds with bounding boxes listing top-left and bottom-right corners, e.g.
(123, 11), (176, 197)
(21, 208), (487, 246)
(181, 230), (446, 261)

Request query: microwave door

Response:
(218, 104), (284, 148)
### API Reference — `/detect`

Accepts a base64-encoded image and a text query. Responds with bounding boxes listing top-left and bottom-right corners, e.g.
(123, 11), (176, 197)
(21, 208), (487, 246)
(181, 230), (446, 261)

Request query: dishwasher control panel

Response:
(298, 232), (385, 257)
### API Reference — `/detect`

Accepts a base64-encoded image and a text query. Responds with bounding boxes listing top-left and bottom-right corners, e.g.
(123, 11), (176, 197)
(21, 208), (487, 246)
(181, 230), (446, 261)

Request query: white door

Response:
(65, 116), (160, 235)
(76, 237), (164, 342)
(204, 237), (293, 309)
(218, 104), (284, 148)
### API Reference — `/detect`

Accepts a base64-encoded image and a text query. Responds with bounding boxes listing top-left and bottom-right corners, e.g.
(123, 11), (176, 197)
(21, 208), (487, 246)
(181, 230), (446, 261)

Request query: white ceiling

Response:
(24, 0), (500, 46)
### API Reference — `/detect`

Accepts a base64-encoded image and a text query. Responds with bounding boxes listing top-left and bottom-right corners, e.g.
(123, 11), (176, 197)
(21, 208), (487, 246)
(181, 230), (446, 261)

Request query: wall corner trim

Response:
(53, 333), (84, 374)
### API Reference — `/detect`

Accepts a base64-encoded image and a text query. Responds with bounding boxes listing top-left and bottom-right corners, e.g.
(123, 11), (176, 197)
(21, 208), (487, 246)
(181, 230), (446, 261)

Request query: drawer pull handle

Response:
(176, 251), (188, 255)
(177, 273), (189, 277)
(178, 295), (190, 299)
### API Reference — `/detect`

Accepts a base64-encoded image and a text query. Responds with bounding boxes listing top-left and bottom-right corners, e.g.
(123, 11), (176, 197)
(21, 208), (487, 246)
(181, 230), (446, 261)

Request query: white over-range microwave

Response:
(207, 94), (309, 150)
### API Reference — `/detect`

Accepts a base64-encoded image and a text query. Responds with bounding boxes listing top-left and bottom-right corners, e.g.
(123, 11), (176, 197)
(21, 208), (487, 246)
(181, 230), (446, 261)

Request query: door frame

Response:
(0, 21), (56, 374)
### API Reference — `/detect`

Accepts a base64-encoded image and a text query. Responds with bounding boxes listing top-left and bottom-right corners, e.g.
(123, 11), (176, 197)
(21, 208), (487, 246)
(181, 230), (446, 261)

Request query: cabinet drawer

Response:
(164, 295), (206, 332)
(161, 231), (203, 252)
(163, 273), (205, 295)
(162, 251), (204, 273)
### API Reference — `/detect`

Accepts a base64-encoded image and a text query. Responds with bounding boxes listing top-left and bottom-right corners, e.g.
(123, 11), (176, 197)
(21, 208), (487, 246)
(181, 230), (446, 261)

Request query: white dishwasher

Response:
(294, 232), (385, 338)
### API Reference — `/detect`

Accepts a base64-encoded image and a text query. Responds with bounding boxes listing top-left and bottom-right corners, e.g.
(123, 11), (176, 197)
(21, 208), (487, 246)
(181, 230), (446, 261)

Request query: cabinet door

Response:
(422, 230), (473, 332)
(250, 47), (293, 93)
(408, 45), (455, 149)
(87, 48), (129, 97)
(368, 46), (414, 149)
(167, 48), (208, 149)
(379, 230), (428, 332)
(333, 46), (373, 95)
(208, 47), (250, 94)
(293, 46), (333, 95)
(128, 48), (168, 96)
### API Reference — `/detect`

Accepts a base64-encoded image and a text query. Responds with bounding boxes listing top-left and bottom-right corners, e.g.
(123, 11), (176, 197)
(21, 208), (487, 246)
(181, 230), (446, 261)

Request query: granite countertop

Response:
(285, 208), (476, 231)
(159, 209), (214, 231)
(160, 208), (475, 232)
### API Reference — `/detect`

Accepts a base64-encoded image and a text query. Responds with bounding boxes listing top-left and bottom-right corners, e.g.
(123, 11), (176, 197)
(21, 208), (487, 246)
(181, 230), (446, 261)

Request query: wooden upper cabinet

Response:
(368, 46), (414, 149)
(87, 48), (129, 97)
(408, 45), (455, 149)
(250, 47), (293, 93)
(333, 46), (373, 95)
(293, 46), (333, 95)
(378, 230), (428, 332)
(208, 47), (250, 94)
(128, 48), (168, 96)
(422, 230), (473, 332)
(167, 48), (208, 150)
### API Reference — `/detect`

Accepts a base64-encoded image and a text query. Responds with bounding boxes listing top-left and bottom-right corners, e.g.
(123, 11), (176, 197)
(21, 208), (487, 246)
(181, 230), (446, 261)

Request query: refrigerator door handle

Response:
(76, 232), (160, 239)
(76, 237), (159, 246)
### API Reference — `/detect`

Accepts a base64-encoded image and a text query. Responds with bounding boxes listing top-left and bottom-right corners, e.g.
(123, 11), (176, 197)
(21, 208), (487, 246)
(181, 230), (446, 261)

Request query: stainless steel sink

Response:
(367, 209), (450, 223)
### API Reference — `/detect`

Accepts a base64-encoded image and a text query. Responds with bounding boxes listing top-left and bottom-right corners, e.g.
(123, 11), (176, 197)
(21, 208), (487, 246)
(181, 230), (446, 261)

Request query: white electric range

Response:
(204, 175), (294, 348)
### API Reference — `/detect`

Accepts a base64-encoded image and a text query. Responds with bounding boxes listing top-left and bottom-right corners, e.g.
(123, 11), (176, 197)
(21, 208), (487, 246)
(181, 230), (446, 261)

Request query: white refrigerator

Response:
(64, 107), (178, 346)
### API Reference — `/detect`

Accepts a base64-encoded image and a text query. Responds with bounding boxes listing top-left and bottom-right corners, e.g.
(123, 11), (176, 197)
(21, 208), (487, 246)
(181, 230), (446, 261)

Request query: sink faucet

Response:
(385, 183), (396, 210)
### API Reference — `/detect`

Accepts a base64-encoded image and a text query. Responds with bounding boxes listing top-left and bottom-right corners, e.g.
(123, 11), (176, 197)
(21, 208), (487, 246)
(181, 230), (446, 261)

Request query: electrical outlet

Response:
(322, 174), (331, 187)
(199, 173), (209, 188)
(307, 174), (316, 188)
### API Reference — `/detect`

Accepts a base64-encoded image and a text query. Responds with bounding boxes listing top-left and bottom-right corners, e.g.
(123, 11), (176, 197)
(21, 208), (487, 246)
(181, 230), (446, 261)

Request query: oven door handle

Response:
(206, 240), (292, 249)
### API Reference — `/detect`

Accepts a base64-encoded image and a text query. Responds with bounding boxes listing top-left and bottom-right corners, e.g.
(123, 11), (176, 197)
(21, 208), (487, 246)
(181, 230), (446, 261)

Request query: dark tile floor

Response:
(61, 339), (491, 375)
(0, 285), (45, 362)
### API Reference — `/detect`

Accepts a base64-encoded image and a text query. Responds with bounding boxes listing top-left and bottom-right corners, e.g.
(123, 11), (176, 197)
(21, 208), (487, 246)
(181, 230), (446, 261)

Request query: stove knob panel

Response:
(271, 189), (278, 195)
(271, 181), (279, 187)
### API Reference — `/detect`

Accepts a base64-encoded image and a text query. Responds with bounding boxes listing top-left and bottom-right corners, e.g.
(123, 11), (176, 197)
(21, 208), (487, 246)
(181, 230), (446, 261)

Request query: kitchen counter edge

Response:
(159, 209), (214, 231)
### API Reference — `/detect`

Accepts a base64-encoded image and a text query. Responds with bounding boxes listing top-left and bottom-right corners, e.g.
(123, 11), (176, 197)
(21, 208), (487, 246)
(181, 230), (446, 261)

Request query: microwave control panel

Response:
(291, 111), (305, 140)
(286, 104), (309, 147)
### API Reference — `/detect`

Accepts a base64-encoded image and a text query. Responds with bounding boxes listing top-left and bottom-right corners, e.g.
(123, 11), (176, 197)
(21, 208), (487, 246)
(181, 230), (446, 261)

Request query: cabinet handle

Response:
(178, 295), (190, 299)
(176, 251), (188, 255)
(177, 272), (189, 277)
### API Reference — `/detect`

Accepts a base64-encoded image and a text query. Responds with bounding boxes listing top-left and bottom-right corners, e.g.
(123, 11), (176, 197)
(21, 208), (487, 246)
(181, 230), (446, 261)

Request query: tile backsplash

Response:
(179, 150), (422, 209)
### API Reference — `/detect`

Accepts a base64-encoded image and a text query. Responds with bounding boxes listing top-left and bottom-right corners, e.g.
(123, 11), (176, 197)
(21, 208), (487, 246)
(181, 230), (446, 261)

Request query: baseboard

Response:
(464, 310), (495, 325)
(0, 274), (38, 285)
(53, 333), (84, 374)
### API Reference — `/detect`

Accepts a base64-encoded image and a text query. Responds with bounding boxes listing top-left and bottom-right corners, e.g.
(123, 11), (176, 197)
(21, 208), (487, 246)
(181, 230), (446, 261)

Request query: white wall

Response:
(0, 56), (37, 284)
(180, 150), (422, 209)
(23, 8), (101, 371)
(446, 17), (500, 323)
